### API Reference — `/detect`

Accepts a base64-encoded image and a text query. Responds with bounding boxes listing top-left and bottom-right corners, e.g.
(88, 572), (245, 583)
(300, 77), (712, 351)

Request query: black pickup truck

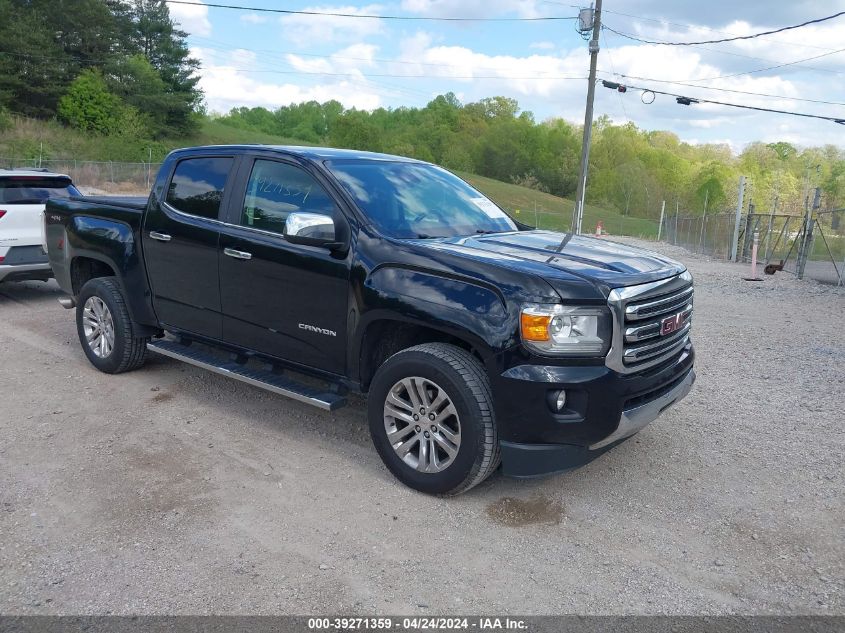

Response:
(45, 145), (695, 495)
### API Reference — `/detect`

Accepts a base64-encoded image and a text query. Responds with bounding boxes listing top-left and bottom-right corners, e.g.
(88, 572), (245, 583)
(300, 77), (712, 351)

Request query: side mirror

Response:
(283, 212), (340, 249)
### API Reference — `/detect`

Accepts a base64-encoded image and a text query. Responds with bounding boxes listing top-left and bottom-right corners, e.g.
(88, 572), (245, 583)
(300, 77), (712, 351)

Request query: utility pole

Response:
(571, 0), (602, 235)
(698, 190), (708, 253)
(657, 200), (665, 241)
(797, 188), (821, 279)
(730, 175), (746, 262)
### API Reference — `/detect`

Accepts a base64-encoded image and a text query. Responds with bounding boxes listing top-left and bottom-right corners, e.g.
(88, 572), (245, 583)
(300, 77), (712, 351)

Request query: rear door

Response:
(218, 156), (352, 373)
(142, 156), (237, 340)
(0, 175), (79, 263)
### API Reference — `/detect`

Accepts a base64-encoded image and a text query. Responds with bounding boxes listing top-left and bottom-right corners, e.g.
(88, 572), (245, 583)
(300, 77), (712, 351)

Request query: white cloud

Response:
(400, 0), (542, 19)
(240, 13), (268, 24)
(286, 43), (378, 75)
(279, 5), (384, 46)
(192, 46), (382, 113)
(168, 0), (212, 36)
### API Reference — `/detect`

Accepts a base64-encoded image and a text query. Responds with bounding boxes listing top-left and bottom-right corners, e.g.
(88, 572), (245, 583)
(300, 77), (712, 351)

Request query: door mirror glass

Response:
(284, 212), (337, 247)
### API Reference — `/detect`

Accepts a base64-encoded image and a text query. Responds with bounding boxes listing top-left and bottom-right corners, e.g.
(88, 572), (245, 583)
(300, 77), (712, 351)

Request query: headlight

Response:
(520, 305), (610, 356)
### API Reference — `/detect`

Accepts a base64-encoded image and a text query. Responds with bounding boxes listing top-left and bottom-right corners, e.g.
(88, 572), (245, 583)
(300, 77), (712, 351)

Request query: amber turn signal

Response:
(520, 312), (550, 341)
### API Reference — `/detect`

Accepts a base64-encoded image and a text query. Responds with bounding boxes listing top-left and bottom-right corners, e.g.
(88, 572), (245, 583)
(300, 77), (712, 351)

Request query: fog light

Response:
(548, 389), (567, 412)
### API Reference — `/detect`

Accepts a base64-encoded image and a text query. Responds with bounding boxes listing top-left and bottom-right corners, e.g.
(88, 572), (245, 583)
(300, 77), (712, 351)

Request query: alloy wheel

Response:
(383, 376), (461, 473)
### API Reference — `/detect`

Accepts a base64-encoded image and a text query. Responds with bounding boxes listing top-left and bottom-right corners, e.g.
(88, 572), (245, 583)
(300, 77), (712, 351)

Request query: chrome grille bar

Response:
(623, 323), (691, 364)
(625, 305), (692, 343)
(625, 287), (693, 321)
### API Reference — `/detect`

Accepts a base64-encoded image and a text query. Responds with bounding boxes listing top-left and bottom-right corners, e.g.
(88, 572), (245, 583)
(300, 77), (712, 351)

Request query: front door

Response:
(143, 155), (236, 340)
(218, 157), (351, 374)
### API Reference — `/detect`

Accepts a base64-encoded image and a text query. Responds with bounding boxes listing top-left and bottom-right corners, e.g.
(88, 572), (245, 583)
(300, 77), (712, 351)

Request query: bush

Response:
(58, 70), (145, 136)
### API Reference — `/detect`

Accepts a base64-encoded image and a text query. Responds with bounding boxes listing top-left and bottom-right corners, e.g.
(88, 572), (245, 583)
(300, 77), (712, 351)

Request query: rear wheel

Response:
(76, 277), (148, 374)
(368, 343), (499, 495)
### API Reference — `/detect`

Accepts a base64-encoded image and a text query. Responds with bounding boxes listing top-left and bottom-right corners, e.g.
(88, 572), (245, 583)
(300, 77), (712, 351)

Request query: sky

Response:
(166, 0), (845, 153)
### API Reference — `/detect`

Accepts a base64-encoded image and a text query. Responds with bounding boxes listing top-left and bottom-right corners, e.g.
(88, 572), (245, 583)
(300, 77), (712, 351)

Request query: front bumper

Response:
(492, 343), (695, 477)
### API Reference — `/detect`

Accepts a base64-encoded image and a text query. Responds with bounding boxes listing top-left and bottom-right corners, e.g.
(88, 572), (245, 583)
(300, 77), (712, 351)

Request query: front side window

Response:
(0, 177), (81, 204)
(165, 157), (233, 220)
(325, 160), (517, 239)
(239, 160), (337, 234)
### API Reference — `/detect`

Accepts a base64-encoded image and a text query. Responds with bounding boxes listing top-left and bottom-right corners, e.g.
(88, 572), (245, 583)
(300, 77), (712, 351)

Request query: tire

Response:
(368, 343), (500, 495)
(76, 277), (148, 374)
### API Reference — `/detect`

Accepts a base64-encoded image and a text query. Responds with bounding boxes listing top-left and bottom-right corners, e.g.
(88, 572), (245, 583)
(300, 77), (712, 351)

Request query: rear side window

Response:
(165, 157), (233, 220)
(0, 177), (80, 204)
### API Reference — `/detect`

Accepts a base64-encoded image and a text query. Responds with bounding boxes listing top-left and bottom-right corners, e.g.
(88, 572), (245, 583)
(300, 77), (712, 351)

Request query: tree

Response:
(0, 0), (67, 116)
(128, 0), (202, 134)
(105, 54), (171, 136)
(58, 70), (136, 135)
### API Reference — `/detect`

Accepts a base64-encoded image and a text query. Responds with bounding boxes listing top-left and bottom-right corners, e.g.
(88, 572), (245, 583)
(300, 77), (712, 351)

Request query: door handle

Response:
(224, 247), (252, 260)
(149, 231), (171, 242)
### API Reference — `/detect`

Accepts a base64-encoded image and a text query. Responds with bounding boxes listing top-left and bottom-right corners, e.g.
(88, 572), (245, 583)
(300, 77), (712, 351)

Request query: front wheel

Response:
(76, 277), (148, 374)
(367, 343), (500, 495)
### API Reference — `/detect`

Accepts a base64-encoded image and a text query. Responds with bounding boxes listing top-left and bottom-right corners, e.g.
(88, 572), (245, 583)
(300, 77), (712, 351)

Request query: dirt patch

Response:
(486, 495), (564, 527)
(150, 391), (174, 404)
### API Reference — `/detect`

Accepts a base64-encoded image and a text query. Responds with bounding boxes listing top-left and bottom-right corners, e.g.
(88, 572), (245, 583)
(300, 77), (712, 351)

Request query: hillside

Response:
(458, 172), (659, 238)
(0, 116), (657, 238)
(0, 116), (308, 163)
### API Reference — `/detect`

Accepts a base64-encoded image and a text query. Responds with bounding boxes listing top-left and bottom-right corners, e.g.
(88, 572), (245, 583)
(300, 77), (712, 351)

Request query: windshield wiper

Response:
(475, 229), (497, 235)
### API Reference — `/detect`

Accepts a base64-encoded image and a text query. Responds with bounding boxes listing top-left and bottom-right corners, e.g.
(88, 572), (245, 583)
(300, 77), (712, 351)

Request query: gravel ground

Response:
(0, 238), (842, 615)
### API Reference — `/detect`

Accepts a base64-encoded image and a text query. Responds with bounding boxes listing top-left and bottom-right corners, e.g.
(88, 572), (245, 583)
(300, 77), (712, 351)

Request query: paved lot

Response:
(0, 239), (842, 615)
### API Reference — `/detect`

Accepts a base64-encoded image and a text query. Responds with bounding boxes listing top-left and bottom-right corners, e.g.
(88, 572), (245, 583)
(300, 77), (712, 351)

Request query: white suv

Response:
(0, 169), (81, 283)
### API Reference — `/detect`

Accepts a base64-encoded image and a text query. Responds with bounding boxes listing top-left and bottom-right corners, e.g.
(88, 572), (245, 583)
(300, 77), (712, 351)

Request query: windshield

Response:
(326, 160), (517, 239)
(0, 176), (81, 204)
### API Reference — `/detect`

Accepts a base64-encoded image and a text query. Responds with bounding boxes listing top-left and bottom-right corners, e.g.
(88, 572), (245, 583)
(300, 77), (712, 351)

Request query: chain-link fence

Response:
(804, 209), (844, 285)
(662, 211), (737, 260)
(0, 157), (160, 193)
(661, 207), (844, 286)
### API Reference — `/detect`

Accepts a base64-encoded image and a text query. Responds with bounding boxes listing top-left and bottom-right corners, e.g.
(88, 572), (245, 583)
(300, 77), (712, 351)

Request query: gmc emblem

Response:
(660, 312), (687, 336)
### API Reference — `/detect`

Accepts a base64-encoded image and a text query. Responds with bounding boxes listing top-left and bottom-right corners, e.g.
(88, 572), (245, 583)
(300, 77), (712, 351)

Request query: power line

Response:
(601, 80), (845, 124)
(680, 47), (845, 82)
(544, 1), (845, 76)
(602, 27), (845, 82)
(211, 66), (591, 81)
(598, 8), (841, 52)
(544, 1), (843, 51)
(190, 35), (569, 74)
(189, 33), (845, 85)
(595, 70), (845, 106)
(594, 37), (845, 85)
(599, 30), (629, 122)
(165, 0), (576, 21)
(601, 11), (845, 46)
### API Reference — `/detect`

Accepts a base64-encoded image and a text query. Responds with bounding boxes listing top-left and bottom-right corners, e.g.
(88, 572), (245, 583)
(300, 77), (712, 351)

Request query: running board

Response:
(146, 339), (347, 411)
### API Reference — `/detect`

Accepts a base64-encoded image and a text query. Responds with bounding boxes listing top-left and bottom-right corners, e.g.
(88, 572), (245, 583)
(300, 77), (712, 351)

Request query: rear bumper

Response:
(493, 343), (695, 478)
(0, 262), (52, 283)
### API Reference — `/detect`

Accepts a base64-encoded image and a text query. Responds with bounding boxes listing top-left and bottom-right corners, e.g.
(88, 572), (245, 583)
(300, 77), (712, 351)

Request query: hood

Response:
(410, 230), (686, 290)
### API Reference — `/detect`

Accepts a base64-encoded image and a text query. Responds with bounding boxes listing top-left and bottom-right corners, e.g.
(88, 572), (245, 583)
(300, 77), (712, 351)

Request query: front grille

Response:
(606, 271), (693, 374)
(624, 367), (692, 410)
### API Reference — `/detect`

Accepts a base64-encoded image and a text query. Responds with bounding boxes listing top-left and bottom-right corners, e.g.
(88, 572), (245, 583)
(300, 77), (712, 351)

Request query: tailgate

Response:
(0, 202), (45, 249)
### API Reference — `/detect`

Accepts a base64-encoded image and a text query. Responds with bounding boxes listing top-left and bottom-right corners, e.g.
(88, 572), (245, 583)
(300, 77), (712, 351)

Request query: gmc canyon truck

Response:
(45, 145), (695, 495)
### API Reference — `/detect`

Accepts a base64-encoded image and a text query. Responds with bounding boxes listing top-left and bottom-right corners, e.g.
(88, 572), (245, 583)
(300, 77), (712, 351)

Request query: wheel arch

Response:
(70, 255), (118, 295)
(354, 315), (494, 392)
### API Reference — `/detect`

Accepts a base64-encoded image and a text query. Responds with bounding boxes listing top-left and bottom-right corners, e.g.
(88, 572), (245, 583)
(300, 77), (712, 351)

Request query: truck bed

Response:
(70, 195), (149, 211)
(47, 195), (148, 231)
